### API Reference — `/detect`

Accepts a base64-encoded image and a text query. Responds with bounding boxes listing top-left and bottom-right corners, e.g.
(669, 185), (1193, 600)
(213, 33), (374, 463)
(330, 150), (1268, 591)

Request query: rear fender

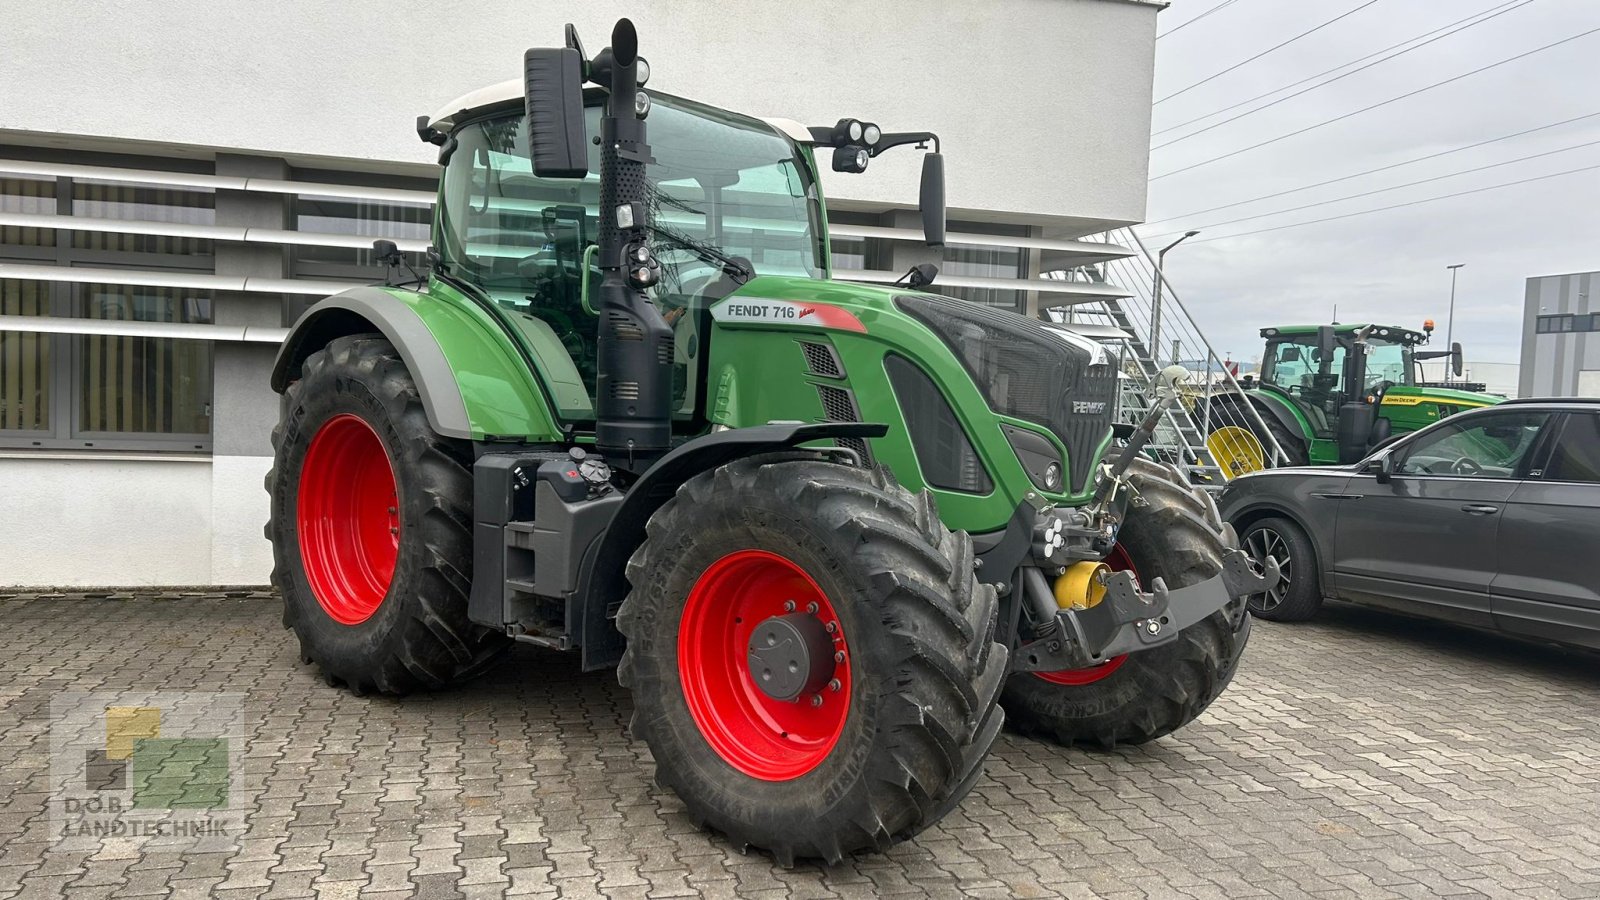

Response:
(271, 286), (560, 441)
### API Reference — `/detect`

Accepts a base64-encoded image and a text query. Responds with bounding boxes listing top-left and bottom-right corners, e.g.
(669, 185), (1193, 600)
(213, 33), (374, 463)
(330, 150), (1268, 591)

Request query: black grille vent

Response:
(800, 341), (845, 379)
(816, 385), (859, 423)
(814, 384), (872, 465)
(884, 354), (992, 494)
(1060, 365), (1117, 494)
(657, 338), (674, 366)
(608, 312), (643, 341)
(896, 293), (1112, 495)
(610, 381), (640, 401)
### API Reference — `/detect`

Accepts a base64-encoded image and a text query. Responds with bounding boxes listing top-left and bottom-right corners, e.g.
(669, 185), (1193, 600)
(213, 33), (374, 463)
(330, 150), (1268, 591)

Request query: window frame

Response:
(0, 173), (214, 453)
(1389, 409), (1555, 481)
(1529, 411), (1600, 484)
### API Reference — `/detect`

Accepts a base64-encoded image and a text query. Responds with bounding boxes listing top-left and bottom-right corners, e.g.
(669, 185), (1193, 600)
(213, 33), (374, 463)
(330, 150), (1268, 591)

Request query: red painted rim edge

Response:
(1034, 543), (1136, 686)
(296, 414), (400, 626)
(678, 549), (851, 781)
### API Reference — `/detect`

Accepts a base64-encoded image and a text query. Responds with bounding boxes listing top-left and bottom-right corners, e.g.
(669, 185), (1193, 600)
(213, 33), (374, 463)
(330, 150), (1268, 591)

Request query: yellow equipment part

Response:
(1206, 425), (1267, 480)
(1054, 561), (1109, 610)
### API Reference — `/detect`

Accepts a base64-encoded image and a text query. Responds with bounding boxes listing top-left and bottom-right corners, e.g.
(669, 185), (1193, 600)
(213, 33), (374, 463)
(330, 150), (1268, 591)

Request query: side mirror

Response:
(1316, 325), (1337, 375)
(1451, 341), (1464, 377)
(371, 239), (401, 265)
(523, 46), (589, 178)
(919, 151), (946, 248)
(1372, 454), (1396, 484)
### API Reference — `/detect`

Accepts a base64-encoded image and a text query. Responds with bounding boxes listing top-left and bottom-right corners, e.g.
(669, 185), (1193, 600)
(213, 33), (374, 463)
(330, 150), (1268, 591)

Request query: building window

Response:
(0, 165), (216, 452)
(294, 195), (430, 275)
(830, 237), (865, 270)
(1536, 313), (1597, 335)
(934, 220), (1030, 311)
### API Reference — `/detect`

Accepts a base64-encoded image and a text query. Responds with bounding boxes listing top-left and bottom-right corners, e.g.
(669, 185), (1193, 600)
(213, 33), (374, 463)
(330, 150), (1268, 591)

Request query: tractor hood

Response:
(1383, 385), (1502, 407)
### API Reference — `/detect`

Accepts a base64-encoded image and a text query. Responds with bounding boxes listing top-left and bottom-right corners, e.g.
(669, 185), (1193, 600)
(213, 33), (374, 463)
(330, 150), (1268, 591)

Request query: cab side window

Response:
(1395, 411), (1549, 478)
(1540, 413), (1600, 483)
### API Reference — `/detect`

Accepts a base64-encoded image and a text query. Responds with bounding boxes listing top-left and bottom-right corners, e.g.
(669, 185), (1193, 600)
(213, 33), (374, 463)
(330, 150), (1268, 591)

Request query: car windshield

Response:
(436, 95), (825, 297)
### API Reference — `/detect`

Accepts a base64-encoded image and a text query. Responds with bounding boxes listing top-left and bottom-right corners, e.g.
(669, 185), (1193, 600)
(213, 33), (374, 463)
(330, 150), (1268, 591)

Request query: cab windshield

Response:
(435, 94), (824, 417)
(1262, 335), (1413, 395)
(437, 95), (823, 296)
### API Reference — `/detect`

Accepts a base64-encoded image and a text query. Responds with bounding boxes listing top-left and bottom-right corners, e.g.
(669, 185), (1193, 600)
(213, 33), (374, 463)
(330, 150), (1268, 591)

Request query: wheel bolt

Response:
(388, 507), (397, 515)
(824, 622), (836, 634)
(828, 678), (841, 692)
(810, 694), (823, 707)
(389, 527), (399, 535)
(783, 600), (795, 612)
(834, 651), (845, 663)
(806, 601), (819, 614)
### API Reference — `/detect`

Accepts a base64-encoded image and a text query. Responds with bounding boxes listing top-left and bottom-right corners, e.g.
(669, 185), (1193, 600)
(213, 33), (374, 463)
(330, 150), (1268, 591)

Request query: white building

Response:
(1521, 269), (1599, 398)
(0, 0), (1163, 587)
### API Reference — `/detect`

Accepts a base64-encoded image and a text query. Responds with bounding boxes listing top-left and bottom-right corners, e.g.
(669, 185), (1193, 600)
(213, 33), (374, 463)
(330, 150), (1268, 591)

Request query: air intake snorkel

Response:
(587, 19), (674, 471)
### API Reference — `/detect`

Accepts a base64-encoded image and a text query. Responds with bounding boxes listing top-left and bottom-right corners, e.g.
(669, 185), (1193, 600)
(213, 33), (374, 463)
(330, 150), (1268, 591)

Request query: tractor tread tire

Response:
(616, 454), (1006, 866)
(265, 335), (508, 696)
(1210, 400), (1310, 469)
(1002, 456), (1251, 750)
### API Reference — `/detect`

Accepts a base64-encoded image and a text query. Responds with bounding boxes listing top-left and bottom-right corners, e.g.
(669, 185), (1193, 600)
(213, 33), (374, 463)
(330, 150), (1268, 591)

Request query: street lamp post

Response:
(1445, 263), (1464, 382)
(1150, 230), (1199, 369)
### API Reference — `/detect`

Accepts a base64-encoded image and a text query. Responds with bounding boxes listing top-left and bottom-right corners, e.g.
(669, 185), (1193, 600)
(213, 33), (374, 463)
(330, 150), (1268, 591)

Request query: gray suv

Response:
(1219, 399), (1600, 650)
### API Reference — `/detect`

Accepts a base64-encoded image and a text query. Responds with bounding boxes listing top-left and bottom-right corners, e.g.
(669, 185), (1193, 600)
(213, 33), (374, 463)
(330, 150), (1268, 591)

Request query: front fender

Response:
(271, 285), (560, 442)
(575, 422), (889, 671)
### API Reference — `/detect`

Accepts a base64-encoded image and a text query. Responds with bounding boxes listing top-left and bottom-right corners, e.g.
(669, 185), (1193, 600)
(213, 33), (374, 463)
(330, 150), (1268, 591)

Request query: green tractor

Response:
(1203, 321), (1502, 475)
(266, 20), (1272, 863)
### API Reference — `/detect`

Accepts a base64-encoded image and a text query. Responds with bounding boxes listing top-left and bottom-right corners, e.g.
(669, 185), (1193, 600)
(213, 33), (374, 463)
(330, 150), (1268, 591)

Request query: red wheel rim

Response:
(678, 550), (851, 781)
(1034, 543), (1135, 686)
(296, 414), (400, 626)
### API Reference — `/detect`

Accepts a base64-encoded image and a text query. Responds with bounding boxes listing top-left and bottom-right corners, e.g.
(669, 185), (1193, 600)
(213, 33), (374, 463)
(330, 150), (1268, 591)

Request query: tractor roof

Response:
(1261, 323), (1429, 344)
(427, 79), (813, 143)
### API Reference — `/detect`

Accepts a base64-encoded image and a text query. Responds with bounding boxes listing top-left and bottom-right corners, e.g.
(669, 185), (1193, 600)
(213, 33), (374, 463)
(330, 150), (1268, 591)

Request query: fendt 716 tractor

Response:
(266, 20), (1273, 863)
(1204, 321), (1502, 476)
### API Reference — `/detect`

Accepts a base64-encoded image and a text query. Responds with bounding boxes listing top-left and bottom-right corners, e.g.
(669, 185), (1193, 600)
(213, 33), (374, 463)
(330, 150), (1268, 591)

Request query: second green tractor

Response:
(1204, 322), (1502, 476)
(266, 20), (1273, 864)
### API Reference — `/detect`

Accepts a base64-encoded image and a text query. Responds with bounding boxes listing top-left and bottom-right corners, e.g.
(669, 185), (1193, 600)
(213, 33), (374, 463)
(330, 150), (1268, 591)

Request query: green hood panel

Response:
(1384, 385), (1501, 406)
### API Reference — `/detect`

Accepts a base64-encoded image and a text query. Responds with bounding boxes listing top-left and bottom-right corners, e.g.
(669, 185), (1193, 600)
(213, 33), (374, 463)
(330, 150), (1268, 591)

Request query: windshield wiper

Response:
(649, 225), (754, 284)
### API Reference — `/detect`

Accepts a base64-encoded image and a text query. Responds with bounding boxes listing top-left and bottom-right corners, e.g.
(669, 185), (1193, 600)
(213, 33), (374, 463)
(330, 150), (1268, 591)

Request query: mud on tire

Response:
(265, 335), (508, 695)
(616, 454), (1007, 865)
(1001, 456), (1251, 749)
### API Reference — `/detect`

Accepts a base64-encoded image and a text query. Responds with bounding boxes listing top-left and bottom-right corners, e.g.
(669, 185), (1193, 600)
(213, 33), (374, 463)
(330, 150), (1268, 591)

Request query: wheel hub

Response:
(746, 612), (837, 702)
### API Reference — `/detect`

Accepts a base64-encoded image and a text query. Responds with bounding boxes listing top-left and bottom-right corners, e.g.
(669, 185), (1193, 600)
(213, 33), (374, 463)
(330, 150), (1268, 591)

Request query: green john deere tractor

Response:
(266, 19), (1273, 863)
(1203, 321), (1502, 475)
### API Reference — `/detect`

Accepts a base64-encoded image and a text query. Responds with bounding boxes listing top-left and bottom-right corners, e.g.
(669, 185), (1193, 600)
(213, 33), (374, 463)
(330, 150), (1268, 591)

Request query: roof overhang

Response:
(428, 79), (812, 143)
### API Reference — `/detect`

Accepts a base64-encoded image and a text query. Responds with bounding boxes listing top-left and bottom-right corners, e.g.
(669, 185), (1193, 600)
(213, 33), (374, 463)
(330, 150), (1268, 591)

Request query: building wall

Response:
(0, 0), (1159, 237)
(0, 0), (1161, 587)
(1521, 271), (1599, 398)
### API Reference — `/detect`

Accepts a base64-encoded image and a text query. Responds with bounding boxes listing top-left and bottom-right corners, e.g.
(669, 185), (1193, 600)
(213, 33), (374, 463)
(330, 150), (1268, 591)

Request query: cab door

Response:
(1331, 409), (1553, 627)
(1492, 411), (1600, 648)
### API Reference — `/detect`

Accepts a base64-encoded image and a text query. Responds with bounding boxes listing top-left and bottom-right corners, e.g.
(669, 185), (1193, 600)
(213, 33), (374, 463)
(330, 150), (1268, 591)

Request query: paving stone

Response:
(1, 595), (1597, 899)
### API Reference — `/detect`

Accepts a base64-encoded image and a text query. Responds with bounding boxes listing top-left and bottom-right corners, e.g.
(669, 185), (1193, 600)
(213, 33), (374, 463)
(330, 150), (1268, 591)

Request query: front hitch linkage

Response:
(1012, 550), (1281, 673)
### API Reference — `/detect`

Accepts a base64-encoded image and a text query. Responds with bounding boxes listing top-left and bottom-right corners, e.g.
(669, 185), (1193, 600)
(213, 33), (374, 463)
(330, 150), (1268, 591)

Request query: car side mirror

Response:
(1372, 454), (1395, 484)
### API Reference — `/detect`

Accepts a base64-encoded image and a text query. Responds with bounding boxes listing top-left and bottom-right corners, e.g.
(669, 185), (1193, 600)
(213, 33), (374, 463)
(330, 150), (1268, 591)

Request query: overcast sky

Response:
(1139, 0), (1600, 370)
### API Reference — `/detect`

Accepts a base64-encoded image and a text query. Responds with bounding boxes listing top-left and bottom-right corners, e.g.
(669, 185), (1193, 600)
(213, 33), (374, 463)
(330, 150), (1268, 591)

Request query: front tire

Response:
(1002, 457), (1251, 750)
(616, 455), (1006, 865)
(1240, 517), (1322, 622)
(266, 335), (508, 695)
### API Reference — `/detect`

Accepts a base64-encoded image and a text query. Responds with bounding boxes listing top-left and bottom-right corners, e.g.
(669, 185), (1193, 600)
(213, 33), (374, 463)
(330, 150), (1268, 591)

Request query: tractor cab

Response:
(1256, 324), (1424, 438)
(428, 89), (828, 423)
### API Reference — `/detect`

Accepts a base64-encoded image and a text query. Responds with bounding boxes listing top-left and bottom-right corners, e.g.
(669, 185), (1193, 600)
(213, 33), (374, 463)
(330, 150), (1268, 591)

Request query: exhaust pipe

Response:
(592, 18), (674, 470)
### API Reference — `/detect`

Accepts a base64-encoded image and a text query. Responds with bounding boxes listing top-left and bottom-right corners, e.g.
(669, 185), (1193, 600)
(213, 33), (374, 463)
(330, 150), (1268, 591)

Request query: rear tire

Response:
(1240, 517), (1322, 622)
(617, 455), (1006, 865)
(1001, 457), (1251, 750)
(266, 335), (508, 695)
(1208, 401), (1309, 474)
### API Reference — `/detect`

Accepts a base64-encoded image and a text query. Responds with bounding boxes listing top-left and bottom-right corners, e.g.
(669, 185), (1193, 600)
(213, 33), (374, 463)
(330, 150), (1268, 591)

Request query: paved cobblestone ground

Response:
(0, 595), (1597, 900)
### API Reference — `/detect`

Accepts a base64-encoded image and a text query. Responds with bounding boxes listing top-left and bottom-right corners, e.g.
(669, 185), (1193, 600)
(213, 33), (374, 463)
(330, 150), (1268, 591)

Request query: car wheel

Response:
(1241, 517), (1322, 622)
